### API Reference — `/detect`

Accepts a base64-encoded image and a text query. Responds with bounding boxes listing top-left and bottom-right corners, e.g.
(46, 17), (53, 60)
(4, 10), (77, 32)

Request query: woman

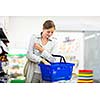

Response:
(25, 20), (57, 83)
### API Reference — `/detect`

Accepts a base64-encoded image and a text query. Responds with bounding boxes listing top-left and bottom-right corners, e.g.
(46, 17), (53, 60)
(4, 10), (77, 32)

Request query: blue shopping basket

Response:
(39, 55), (75, 82)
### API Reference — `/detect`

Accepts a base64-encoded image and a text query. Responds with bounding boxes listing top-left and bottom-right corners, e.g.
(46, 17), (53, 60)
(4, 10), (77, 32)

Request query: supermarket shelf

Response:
(0, 28), (9, 46)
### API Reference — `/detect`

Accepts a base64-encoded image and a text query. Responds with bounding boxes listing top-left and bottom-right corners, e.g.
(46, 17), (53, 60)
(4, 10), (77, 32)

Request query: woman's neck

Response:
(41, 36), (48, 46)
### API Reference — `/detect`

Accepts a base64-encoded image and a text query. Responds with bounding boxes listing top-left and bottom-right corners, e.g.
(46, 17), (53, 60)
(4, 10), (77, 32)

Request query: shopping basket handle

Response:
(52, 54), (66, 63)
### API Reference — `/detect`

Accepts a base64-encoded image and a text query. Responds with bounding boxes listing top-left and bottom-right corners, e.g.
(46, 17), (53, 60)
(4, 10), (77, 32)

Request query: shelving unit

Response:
(0, 27), (9, 83)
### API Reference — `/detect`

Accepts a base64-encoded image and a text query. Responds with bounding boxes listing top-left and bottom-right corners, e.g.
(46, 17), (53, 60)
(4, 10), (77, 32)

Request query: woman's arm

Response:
(34, 41), (56, 63)
(27, 35), (42, 63)
(27, 35), (50, 65)
(40, 39), (59, 62)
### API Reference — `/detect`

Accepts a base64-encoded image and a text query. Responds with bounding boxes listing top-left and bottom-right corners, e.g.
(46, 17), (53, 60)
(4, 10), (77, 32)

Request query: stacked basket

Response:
(77, 70), (93, 83)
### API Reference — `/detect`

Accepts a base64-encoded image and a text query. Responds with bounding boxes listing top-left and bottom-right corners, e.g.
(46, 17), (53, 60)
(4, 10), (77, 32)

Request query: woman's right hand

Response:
(41, 58), (51, 65)
(34, 43), (44, 52)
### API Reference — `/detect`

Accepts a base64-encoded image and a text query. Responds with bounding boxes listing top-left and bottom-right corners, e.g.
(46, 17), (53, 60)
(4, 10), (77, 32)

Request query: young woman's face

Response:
(42, 27), (55, 39)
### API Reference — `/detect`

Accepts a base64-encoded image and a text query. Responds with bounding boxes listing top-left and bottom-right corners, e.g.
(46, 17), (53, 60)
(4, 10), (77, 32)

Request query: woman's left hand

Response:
(34, 43), (44, 52)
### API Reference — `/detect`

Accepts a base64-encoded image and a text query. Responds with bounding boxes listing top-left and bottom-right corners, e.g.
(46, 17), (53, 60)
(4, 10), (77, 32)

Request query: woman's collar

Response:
(36, 32), (53, 41)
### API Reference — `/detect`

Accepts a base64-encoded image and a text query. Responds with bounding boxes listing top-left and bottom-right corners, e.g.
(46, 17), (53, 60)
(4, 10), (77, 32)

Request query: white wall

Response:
(8, 16), (43, 51)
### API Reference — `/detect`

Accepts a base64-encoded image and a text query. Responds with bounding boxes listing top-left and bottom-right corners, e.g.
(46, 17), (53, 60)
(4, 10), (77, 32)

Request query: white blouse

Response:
(26, 33), (57, 73)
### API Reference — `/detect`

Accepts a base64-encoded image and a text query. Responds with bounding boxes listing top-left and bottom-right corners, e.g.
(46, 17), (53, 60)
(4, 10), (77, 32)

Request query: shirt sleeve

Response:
(40, 39), (57, 62)
(40, 50), (55, 62)
(27, 34), (42, 63)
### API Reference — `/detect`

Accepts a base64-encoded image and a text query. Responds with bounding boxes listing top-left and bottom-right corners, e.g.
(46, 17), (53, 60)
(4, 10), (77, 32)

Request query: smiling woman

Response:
(24, 20), (57, 83)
